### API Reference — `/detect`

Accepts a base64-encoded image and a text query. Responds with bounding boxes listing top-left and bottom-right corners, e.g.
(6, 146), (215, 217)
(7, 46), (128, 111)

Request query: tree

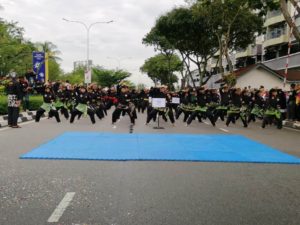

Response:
(155, 7), (219, 86)
(48, 60), (63, 81)
(93, 68), (131, 87)
(35, 41), (61, 62)
(61, 66), (85, 84)
(193, 0), (264, 74)
(0, 19), (37, 76)
(140, 54), (182, 89)
(143, 25), (181, 89)
(280, 0), (300, 42)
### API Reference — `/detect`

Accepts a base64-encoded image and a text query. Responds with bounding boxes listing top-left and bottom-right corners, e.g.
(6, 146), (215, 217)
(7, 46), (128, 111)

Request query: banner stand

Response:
(153, 112), (165, 130)
(152, 98), (166, 130)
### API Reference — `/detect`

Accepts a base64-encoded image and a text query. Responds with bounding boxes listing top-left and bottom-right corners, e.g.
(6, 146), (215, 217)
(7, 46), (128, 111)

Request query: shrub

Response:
(0, 95), (43, 115)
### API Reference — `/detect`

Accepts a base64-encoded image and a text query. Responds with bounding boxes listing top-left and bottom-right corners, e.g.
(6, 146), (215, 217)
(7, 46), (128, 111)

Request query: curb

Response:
(283, 121), (300, 130)
(0, 111), (37, 128)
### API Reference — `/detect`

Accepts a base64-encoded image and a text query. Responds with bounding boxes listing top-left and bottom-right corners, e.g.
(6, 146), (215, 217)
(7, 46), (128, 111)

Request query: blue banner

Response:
(32, 52), (46, 83)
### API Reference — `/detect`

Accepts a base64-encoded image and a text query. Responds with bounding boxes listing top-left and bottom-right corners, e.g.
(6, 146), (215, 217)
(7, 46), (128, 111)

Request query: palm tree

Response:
(35, 41), (62, 61)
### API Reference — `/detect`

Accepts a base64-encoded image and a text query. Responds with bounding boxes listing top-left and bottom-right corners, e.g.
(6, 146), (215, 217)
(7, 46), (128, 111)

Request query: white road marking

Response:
(219, 128), (229, 133)
(47, 192), (75, 223)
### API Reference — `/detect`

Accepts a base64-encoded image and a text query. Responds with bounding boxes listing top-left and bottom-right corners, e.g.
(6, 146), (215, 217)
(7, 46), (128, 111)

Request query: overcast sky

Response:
(1, 0), (186, 86)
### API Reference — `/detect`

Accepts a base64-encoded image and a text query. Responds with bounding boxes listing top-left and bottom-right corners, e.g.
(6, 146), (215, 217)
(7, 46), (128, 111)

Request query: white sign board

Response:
(85, 70), (92, 84)
(152, 98), (166, 108)
(172, 97), (180, 104)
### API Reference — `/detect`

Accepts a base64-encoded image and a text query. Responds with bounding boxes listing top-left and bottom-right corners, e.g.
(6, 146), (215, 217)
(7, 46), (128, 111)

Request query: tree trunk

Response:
(217, 35), (224, 77)
(289, 0), (300, 15)
(280, 0), (300, 43)
(182, 53), (196, 88)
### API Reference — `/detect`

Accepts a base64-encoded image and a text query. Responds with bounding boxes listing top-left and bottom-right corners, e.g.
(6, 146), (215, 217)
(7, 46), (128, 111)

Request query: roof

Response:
(276, 69), (300, 82)
(215, 63), (300, 83)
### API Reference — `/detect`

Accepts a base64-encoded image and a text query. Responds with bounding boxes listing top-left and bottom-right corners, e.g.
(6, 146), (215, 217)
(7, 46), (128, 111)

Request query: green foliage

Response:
(0, 18), (63, 79)
(140, 54), (182, 87)
(93, 68), (131, 87)
(0, 95), (7, 114)
(0, 95), (43, 115)
(224, 73), (237, 87)
(27, 95), (43, 111)
(0, 18), (37, 76)
(48, 60), (63, 81)
(60, 67), (85, 84)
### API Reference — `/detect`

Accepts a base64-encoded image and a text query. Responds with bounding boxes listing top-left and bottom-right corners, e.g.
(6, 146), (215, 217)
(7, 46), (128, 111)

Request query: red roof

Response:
(276, 69), (300, 81)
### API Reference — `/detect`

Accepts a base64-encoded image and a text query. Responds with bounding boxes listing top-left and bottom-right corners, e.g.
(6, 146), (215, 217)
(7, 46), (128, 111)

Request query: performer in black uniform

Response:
(112, 85), (137, 126)
(35, 85), (61, 123)
(70, 86), (96, 124)
(262, 89), (282, 129)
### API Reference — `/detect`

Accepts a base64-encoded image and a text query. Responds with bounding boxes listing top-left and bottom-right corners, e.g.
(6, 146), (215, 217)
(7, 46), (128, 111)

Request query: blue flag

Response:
(32, 52), (46, 83)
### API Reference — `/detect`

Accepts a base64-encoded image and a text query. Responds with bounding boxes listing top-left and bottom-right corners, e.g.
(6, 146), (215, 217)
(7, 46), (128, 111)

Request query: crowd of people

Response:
(3, 73), (300, 129)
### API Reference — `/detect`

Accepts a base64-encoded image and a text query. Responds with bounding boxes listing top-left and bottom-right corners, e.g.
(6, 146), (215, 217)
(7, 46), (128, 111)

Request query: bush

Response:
(28, 95), (43, 111)
(0, 95), (43, 115)
(0, 95), (7, 115)
(0, 85), (5, 95)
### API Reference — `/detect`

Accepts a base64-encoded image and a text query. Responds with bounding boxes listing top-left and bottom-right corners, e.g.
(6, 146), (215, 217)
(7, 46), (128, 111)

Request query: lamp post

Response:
(62, 18), (114, 73)
(107, 57), (132, 70)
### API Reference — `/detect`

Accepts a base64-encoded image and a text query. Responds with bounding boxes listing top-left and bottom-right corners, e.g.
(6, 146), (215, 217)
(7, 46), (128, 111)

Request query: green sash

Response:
(41, 103), (56, 113)
(76, 103), (88, 117)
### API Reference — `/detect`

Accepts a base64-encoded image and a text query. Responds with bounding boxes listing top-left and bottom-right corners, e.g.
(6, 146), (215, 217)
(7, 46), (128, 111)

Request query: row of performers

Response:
(35, 84), (285, 129)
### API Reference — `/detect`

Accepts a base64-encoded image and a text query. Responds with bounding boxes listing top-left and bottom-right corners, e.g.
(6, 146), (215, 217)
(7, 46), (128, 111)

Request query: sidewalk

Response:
(0, 111), (37, 128)
(283, 120), (300, 130)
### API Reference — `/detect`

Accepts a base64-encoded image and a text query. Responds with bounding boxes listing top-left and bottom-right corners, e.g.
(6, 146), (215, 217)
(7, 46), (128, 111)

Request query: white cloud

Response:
(1, 0), (186, 86)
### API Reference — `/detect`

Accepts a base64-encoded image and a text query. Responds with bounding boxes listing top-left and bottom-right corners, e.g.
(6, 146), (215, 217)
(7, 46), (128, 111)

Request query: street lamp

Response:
(62, 18), (114, 72)
(106, 57), (132, 70)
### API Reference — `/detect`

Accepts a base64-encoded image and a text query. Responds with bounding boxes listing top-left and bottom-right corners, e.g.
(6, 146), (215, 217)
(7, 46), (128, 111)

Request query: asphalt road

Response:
(0, 111), (299, 225)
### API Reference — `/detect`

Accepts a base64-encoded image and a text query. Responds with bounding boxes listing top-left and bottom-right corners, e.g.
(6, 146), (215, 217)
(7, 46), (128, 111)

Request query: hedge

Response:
(0, 95), (43, 115)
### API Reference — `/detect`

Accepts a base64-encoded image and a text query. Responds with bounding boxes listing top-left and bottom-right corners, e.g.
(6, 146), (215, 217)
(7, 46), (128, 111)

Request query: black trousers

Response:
(8, 107), (19, 126)
(287, 101), (296, 120)
(176, 108), (194, 122)
(58, 107), (69, 120)
(70, 109), (96, 124)
(36, 108), (61, 123)
(112, 108), (136, 124)
(187, 110), (215, 126)
(262, 114), (282, 129)
(226, 112), (247, 127)
(146, 108), (175, 124)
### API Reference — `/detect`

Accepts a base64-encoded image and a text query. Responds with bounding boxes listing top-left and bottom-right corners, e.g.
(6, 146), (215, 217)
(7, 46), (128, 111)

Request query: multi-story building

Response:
(73, 60), (93, 70)
(235, 3), (300, 71)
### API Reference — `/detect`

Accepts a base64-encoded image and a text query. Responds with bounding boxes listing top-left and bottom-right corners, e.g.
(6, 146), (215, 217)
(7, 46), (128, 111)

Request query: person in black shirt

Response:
(226, 88), (248, 127)
(112, 85), (137, 126)
(287, 83), (297, 121)
(35, 85), (61, 123)
(6, 77), (22, 128)
(262, 89), (282, 129)
(19, 76), (31, 111)
(70, 86), (96, 124)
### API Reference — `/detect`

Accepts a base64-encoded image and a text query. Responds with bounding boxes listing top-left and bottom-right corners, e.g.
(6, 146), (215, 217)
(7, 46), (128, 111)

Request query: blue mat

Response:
(20, 132), (300, 164)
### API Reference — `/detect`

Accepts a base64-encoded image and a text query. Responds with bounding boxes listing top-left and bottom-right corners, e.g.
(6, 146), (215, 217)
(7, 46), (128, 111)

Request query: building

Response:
(233, 63), (300, 90)
(73, 60), (93, 70)
(235, 4), (300, 71)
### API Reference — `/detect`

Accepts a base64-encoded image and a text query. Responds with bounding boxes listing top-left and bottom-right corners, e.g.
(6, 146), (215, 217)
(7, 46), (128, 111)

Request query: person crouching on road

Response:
(35, 85), (61, 123)
(112, 85), (137, 126)
(70, 85), (96, 124)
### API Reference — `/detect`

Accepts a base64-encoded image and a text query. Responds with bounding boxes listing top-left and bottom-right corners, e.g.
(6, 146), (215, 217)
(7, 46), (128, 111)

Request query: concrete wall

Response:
(236, 68), (286, 90)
